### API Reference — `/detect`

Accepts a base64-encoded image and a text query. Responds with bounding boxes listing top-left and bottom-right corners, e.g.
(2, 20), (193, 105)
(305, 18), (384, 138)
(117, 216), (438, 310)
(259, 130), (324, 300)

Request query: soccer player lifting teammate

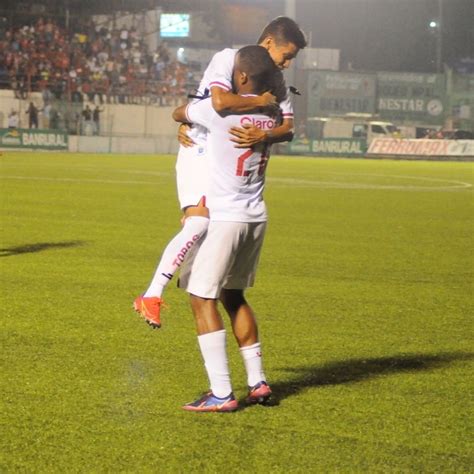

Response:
(175, 45), (287, 411)
(133, 17), (307, 327)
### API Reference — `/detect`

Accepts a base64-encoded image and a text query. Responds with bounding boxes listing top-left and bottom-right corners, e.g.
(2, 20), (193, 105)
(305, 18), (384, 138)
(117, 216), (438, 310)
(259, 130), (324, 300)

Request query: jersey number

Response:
(236, 145), (270, 177)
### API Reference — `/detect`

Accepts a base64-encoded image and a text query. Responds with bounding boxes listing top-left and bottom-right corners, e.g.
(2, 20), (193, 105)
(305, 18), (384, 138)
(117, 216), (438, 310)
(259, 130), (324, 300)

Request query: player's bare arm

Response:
(175, 90), (279, 148)
(172, 104), (188, 124)
(229, 118), (294, 148)
(211, 87), (278, 115)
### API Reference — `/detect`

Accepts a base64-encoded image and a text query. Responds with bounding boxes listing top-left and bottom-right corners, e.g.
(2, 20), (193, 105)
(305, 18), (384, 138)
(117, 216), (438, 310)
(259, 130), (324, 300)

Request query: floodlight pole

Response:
(284, 0), (296, 23)
(436, 0), (443, 73)
(284, 0), (297, 86)
(65, 0), (70, 29)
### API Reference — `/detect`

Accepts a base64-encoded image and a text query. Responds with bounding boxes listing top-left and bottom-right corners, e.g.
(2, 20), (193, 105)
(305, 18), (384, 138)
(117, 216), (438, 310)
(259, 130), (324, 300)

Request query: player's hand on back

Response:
(229, 124), (267, 149)
(259, 92), (280, 118)
(178, 123), (195, 147)
(259, 91), (277, 108)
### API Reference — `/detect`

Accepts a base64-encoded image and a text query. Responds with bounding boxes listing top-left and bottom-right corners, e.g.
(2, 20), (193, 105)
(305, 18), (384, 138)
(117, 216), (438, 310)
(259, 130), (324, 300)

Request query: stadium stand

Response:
(0, 17), (197, 107)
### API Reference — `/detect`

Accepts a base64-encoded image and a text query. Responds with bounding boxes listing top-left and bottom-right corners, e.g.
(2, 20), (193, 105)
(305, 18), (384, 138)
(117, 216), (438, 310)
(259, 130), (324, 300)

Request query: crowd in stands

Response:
(0, 17), (199, 106)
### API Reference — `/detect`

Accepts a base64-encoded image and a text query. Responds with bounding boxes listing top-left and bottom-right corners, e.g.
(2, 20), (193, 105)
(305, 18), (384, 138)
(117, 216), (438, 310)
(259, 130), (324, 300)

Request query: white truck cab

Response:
(308, 116), (400, 144)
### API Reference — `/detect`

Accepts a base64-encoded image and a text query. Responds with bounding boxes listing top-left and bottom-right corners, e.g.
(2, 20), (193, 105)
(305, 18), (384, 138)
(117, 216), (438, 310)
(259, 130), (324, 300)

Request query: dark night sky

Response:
(237, 0), (474, 73)
(2, 0), (472, 73)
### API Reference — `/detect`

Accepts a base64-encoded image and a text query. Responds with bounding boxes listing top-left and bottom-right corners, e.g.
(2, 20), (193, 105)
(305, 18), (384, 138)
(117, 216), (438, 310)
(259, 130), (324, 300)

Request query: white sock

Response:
(144, 216), (209, 297)
(197, 329), (232, 398)
(240, 342), (266, 387)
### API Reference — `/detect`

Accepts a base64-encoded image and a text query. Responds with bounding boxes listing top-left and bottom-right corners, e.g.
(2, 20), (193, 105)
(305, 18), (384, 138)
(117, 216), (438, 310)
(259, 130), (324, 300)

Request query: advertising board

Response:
(0, 129), (68, 149)
(376, 72), (446, 124)
(368, 138), (474, 157)
(307, 71), (376, 117)
(287, 138), (367, 156)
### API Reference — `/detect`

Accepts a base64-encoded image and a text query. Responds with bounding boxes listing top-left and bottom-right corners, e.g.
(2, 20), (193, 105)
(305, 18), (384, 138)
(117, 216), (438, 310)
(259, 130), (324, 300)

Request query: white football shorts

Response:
(178, 220), (267, 298)
(175, 144), (209, 210)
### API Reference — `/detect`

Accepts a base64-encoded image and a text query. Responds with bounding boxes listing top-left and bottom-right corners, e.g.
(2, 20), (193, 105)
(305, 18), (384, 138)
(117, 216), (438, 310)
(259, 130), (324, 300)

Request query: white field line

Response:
(1, 173), (472, 191)
(1, 175), (156, 186)
(267, 175), (472, 191)
(327, 171), (474, 186)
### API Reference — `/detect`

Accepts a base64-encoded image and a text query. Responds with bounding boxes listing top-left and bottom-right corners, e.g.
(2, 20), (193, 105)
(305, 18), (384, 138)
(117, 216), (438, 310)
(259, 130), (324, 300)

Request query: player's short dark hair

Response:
(257, 16), (307, 49)
(236, 45), (285, 102)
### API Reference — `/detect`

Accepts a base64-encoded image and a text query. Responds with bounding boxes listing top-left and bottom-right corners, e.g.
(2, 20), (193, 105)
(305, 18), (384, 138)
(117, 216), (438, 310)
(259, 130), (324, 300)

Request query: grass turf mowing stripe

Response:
(1, 151), (473, 472)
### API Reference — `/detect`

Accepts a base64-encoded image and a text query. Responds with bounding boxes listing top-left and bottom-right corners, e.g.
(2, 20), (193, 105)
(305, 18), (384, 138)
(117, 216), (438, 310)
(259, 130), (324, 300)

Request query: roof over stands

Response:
(0, 0), (219, 21)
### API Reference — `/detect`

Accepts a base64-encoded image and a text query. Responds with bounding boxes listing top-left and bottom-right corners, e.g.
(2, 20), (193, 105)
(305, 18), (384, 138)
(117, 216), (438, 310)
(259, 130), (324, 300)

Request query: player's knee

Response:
(190, 294), (214, 316)
(220, 289), (246, 313)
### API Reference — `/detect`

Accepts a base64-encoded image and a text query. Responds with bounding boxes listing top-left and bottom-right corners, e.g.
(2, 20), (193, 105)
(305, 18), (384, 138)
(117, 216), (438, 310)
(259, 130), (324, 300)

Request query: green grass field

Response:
(1, 151), (473, 472)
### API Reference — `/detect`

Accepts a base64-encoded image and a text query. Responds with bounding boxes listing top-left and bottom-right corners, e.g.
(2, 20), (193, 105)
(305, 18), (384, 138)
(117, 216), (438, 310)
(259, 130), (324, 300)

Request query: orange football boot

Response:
(133, 295), (163, 329)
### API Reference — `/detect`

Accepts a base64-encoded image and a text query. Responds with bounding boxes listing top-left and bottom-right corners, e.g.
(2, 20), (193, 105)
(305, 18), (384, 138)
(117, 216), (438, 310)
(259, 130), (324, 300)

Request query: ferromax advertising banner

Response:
(368, 138), (474, 157)
(307, 71), (376, 117)
(0, 128), (68, 149)
(376, 72), (446, 124)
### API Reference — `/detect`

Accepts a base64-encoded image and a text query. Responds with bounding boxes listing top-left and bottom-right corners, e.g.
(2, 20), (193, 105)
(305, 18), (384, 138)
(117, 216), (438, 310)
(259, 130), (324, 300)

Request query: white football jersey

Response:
(197, 48), (294, 119)
(183, 48), (238, 146)
(186, 96), (277, 223)
(176, 47), (294, 208)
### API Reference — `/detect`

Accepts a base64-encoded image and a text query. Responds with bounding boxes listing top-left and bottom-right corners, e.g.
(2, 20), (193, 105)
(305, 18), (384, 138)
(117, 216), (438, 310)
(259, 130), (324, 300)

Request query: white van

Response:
(307, 116), (400, 144)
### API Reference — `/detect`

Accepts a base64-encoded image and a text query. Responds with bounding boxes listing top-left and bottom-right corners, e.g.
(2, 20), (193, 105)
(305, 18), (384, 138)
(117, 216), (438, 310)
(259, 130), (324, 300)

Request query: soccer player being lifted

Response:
(175, 45), (287, 411)
(134, 17), (307, 326)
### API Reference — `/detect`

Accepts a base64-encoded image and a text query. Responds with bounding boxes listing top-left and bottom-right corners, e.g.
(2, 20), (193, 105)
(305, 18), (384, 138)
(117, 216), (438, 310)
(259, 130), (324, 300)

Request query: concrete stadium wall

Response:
(99, 104), (178, 138)
(0, 90), (179, 138)
(68, 135), (179, 154)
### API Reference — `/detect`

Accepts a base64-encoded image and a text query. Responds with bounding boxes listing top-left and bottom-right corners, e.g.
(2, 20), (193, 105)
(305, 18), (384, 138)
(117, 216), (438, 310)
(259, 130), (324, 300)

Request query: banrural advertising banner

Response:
(0, 128), (68, 149)
(307, 71), (376, 117)
(376, 72), (446, 125)
(368, 138), (474, 157)
(287, 138), (312, 154)
(312, 138), (366, 155)
(288, 138), (366, 156)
